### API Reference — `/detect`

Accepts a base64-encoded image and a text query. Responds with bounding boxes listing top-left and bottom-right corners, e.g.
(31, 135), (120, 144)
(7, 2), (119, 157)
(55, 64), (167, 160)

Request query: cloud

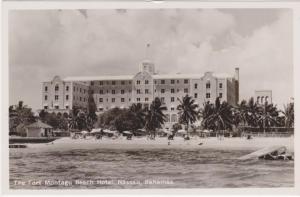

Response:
(9, 9), (293, 110)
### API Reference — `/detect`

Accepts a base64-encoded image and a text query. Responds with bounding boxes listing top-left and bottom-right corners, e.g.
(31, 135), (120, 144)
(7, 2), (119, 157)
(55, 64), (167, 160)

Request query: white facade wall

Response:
(41, 63), (239, 126)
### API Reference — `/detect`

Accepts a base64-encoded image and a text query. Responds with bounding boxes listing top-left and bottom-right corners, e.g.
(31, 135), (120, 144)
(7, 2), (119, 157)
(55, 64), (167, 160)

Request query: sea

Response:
(9, 147), (294, 189)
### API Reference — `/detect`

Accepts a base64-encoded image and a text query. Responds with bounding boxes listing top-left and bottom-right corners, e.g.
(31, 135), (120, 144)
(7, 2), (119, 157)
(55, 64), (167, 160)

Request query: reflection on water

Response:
(9, 148), (294, 189)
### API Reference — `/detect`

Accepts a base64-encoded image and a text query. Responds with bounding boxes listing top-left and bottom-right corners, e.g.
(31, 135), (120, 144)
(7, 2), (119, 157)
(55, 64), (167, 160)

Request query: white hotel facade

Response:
(42, 60), (239, 125)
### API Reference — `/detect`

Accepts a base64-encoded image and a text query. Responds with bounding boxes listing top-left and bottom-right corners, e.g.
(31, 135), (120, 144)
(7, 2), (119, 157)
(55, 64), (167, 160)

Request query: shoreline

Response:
(22, 136), (294, 153)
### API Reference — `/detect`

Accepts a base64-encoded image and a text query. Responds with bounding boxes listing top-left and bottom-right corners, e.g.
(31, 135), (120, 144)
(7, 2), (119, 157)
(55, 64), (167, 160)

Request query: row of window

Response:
(99, 89), (132, 95)
(44, 85), (89, 94)
(45, 82), (223, 93)
(91, 81), (132, 86)
(43, 105), (69, 110)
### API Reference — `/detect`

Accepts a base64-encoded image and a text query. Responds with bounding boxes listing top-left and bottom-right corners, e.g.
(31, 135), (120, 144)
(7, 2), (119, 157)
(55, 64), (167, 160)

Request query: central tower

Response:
(139, 43), (155, 74)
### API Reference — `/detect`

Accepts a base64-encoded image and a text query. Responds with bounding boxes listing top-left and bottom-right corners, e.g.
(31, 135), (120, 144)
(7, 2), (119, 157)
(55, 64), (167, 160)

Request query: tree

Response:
(177, 95), (199, 137)
(87, 87), (97, 130)
(201, 97), (234, 132)
(9, 101), (36, 134)
(257, 102), (280, 133)
(282, 102), (294, 128)
(145, 98), (167, 139)
(129, 103), (146, 127)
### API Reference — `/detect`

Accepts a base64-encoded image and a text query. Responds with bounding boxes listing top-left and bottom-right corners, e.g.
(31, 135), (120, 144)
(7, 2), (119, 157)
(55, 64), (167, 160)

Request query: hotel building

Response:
(42, 60), (239, 125)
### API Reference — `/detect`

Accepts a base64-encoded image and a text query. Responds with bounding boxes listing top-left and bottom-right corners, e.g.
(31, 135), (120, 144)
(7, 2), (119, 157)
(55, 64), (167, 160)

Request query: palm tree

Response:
(177, 95), (199, 137)
(144, 97), (167, 139)
(201, 97), (234, 133)
(282, 102), (294, 128)
(257, 102), (280, 133)
(129, 103), (146, 127)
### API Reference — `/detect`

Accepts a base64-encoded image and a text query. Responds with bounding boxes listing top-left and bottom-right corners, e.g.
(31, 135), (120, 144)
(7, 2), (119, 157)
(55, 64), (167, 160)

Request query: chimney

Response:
(235, 67), (239, 81)
(234, 67), (239, 105)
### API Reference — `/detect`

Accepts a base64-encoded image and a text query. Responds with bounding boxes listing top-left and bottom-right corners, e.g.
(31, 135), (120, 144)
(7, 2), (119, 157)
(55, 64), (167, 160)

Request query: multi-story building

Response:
(42, 60), (239, 125)
(255, 90), (272, 105)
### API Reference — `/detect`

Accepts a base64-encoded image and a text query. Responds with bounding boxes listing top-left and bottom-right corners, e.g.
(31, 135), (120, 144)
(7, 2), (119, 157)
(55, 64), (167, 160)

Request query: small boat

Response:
(238, 146), (293, 161)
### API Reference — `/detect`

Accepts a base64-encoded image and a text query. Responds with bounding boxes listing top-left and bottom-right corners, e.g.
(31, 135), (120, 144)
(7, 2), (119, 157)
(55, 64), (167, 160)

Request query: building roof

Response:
(26, 120), (53, 129)
(63, 75), (134, 81)
(63, 73), (233, 82)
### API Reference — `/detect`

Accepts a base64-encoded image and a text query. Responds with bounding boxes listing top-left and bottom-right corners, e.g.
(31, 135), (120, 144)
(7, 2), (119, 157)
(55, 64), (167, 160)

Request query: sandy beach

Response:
(26, 136), (294, 153)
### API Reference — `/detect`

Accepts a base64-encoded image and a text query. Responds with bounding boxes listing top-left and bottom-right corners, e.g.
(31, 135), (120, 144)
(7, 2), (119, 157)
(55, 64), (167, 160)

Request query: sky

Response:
(9, 9), (293, 111)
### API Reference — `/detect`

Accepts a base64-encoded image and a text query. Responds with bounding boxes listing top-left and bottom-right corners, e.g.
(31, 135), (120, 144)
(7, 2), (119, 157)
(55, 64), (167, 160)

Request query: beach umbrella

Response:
(163, 129), (172, 135)
(81, 130), (88, 134)
(123, 131), (132, 135)
(103, 129), (116, 134)
(202, 130), (210, 133)
(91, 128), (101, 133)
(178, 129), (187, 134)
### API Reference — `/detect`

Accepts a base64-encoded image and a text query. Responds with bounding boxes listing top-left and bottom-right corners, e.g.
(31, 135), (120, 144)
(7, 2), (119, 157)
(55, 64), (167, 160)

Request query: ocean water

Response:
(9, 148), (294, 189)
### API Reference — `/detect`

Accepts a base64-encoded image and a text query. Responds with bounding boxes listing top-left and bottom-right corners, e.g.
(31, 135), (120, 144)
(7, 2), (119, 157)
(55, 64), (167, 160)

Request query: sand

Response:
(27, 136), (294, 152)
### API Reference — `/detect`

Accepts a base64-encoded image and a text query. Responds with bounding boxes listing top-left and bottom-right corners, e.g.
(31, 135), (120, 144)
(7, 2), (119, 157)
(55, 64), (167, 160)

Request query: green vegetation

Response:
(177, 95), (199, 137)
(9, 96), (294, 136)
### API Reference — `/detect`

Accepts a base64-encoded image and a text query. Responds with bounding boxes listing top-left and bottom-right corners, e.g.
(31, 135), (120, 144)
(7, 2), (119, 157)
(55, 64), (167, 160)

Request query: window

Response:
(65, 106), (69, 109)
(112, 90), (116, 94)
(145, 89), (149, 94)
(137, 98), (141, 102)
(184, 88), (188, 93)
(99, 81), (103, 86)
(99, 98), (103, 102)
(219, 83), (223, 89)
(112, 98), (115, 103)
(161, 89), (165, 93)
(80, 97), (82, 101)
(66, 95), (69, 100)
(55, 106), (59, 109)
(45, 86), (48, 92)
(66, 86), (69, 91)
(137, 80), (141, 85)
(161, 97), (165, 103)
(99, 108), (104, 111)
(45, 95), (48, 100)
(161, 80), (165, 84)
(171, 80), (175, 84)
(145, 97), (149, 102)
(184, 79), (188, 84)
(121, 81), (125, 85)
(171, 107), (175, 111)
(219, 93), (223, 98)
(55, 85), (59, 91)
(44, 106), (48, 109)
(206, 83), (211, 89)
(80, 88), (82, 93)
(206, 93), (210, 98)
(177, 80), (179, 83)
(137, 89), (141, 94)
(121, 90), (125, 94)
(194, 83), (198, 89)
(106, 81), (109, 85)
(73, 87), (75, 91)
(171, 89), (175, 93)
(145, 80), (149, 84)
(100, 90), (103, 94)
(91, 81), (94, 86)
(194, 93), (198, 98)
(55, 95), (59, 100)
(112, 81), (116, 85)
(121, 98), (125, 102)
(129, 81), (132, 84)
(84, 89), (86, 94)
(84, 98), (86, 102)
(171, 97), (175, 102)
